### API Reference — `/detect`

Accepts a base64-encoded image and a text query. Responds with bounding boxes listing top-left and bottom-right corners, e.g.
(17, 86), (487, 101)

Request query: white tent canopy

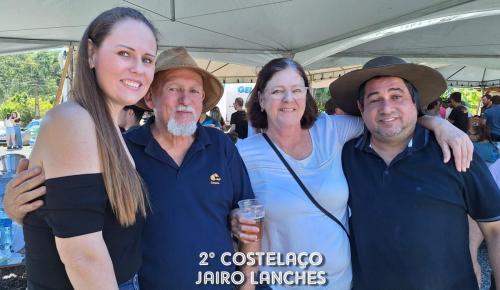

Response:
(436, 65), (500, 87)
(0, 0), (499, 84)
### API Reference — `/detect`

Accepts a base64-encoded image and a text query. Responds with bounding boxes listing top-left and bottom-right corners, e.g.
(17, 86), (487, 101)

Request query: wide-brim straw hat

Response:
(152, 47), (224, 113)
(329, 56), (447, 116)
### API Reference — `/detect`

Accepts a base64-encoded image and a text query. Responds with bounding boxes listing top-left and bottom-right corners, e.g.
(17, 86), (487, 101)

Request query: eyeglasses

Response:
(264, 86), (309, 100)
(165, 86), (203, 99)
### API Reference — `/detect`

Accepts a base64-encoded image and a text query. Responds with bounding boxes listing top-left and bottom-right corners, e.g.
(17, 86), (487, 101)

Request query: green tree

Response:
(314, 88), (331, 112)
(0, 50), (62, 124)
(0, 50), (61, 103)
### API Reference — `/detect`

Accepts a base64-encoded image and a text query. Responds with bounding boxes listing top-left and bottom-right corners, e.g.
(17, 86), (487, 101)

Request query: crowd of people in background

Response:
(197, 96), (249, 143)
(418, 91), (500, 166)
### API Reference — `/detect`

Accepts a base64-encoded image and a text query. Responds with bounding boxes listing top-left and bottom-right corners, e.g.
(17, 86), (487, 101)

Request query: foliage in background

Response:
(440, 88), (482, 115)
(314, 88), (330, 112)
(0, 51), (61, 124)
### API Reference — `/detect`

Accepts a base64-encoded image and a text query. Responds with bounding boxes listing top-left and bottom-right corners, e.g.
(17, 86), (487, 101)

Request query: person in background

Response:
(468, 117), (499, 166)
(11, 111), (22, 149)
(448, 91), (470, 133)
(483, 95), (500, 142)
(199, 112), (222, 129)
(229, 97), (248, 138)
(439, 100), (447, 118)
(482, 94), (493, 115)
(9, 7), (158, 289)
(324, 97), (347, 115)
(118, 104), (146, 133)
(210, 106), (225, 127)
(443, 99), (452, 119)
(426, 99), (442, 117)
(4, 113), (16, 150)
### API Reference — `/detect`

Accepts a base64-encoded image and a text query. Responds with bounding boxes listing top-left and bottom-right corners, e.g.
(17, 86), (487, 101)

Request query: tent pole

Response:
(170, 0), (176, 21)
(68, 45), (75, 102)
(54, 44), (74, 105)
(478, 68), (487, 114)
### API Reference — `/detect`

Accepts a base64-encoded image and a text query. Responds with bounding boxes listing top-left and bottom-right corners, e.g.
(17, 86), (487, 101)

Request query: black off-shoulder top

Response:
(23, 174), (144, 290)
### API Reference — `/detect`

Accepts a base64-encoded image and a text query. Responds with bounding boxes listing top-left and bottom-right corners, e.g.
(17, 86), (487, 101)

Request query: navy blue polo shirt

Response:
(342, 125), (500, 290)
(125, 117), (254, 290)
(484, 104), (500, 136)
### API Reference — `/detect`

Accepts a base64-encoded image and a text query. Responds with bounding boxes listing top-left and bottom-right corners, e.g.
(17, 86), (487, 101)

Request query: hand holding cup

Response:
(230, 199), (265, 243)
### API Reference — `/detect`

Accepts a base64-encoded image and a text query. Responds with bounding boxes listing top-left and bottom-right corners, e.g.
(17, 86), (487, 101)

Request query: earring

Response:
(260, 107), (264, 112)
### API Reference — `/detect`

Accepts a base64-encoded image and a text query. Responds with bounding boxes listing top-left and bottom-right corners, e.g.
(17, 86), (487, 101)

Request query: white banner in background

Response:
(216, 84), (255, 122)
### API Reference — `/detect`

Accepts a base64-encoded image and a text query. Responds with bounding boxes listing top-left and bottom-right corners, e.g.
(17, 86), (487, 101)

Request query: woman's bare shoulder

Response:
(33, 101), (101, 178)
(44, 101), (94, 126)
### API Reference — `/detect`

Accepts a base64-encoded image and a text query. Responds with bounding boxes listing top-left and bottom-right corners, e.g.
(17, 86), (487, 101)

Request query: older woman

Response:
(234, 58), (471, 289)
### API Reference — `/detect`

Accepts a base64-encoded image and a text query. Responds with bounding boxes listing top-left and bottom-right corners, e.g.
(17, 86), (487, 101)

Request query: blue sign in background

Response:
(237, 86), (253, 94)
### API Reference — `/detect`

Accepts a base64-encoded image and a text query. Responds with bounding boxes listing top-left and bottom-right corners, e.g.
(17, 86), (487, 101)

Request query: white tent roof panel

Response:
(1, 0), (499, 85)
(334, 14), (500, 61)
(0, 0), (480, 56)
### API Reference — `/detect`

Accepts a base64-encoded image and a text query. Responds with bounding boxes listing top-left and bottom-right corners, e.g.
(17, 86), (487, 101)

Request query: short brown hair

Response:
(247, 58), (318, 130)
(234, 97), (244, 107)
(470, 120), (492, 142)
(324, 98), (338, 115)
(492, 95), (500, 105)
(449, 91), (462, 103)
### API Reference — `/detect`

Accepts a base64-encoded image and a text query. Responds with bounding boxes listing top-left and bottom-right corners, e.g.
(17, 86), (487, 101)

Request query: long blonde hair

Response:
(72, 7), (157, 226)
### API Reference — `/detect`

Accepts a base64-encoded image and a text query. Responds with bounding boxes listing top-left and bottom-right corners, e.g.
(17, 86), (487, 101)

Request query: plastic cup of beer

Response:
(238, 199), (265, 240)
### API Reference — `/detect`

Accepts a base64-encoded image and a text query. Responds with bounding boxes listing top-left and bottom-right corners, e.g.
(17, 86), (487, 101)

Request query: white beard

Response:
(167, 106), (197, 136)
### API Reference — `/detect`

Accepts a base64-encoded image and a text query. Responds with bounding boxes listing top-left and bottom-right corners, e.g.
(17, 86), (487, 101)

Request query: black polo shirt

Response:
(230, 110), (248, 139)
(448, 104), (469, 133)
(124, 117), (254, 290)
(342, 125), (500, 290)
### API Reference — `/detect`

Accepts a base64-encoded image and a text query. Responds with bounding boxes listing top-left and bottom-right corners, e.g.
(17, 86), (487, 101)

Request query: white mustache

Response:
(176, 105), (194, 112)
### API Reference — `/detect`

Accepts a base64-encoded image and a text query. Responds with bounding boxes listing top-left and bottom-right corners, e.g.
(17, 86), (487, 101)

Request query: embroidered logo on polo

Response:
(210, 173), (221, 185)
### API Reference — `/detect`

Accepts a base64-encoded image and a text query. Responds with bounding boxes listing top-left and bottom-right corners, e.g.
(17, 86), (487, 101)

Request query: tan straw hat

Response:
(153, 47), (224, 113)
(329, 56), (446, 116)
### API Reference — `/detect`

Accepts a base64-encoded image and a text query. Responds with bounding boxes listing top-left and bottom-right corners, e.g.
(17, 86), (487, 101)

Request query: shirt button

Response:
(384, 170), (389, 175)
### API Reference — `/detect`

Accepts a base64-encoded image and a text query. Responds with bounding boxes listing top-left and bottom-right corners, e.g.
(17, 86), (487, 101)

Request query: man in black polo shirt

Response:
(331, 56), (500, 290)
(229, 97), (248, 139)
(448, 91), (470, 133)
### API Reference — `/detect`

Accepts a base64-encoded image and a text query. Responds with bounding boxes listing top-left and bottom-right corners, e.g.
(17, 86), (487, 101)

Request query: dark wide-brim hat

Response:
(329, 56), (447, 116)
(153, 47), (224, 113)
